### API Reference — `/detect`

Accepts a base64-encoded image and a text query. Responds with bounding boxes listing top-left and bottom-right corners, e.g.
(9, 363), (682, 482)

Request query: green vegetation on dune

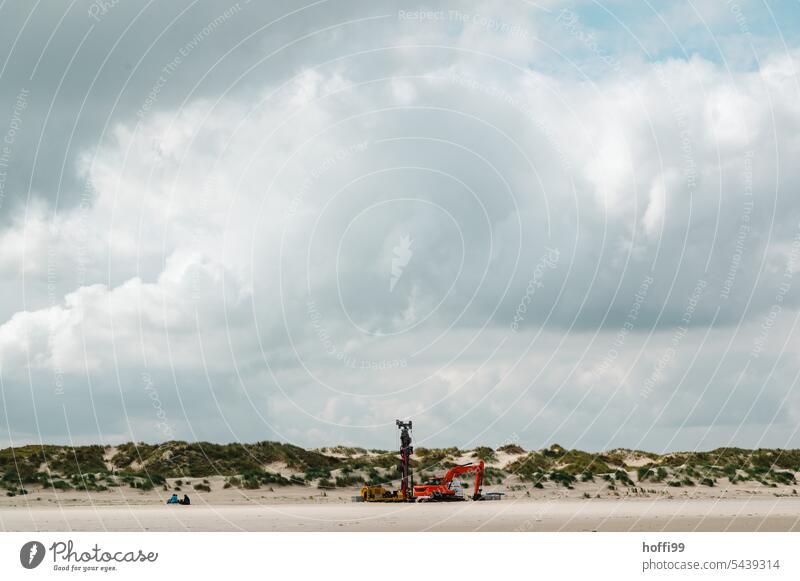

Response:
(111, 441), (338, 478)
(494, 444), (800, 490)
(0, 444), (107, 483)
(0, 441), (798, 494)
(505, 452), (553, 481)
(472, 447), (497, 463)
(0, 441), (337, 492)
(412, 448), (460, 473)
(497, 443), (525, 455)
(317, 446), (368, 457)
(558, 450), (612, 475)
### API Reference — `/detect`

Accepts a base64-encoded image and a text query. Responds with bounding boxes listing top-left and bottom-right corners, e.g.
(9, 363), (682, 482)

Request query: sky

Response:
(0, 0), (799, 452)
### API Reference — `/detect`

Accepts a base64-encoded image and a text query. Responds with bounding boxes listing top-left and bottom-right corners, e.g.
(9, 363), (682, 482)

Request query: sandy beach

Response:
(3, 498), (800, 532)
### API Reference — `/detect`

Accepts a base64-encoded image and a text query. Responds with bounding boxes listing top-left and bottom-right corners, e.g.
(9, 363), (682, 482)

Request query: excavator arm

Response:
(473, 461), (484, 500)
(440, 460), (485, 500)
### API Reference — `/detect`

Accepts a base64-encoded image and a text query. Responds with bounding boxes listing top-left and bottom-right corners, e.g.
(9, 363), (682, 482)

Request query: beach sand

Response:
(2, 498), (800, 532)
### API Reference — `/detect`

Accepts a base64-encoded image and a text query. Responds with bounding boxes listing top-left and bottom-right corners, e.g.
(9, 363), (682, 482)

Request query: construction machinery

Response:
(357, 419), (493, 503)
(413, 460), (485, 502)
(397, 419), (413, 499)
(359, 420), (415, 502)
(359, 483), (407, 502)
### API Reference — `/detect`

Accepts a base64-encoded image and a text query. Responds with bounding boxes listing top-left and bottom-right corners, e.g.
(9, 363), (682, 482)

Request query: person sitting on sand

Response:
(181, 494), (190, 505)
(167, 493), (179, 504)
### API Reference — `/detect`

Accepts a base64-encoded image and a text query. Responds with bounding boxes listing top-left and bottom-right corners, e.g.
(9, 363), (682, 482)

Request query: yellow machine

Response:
(359, 484), (409, 502)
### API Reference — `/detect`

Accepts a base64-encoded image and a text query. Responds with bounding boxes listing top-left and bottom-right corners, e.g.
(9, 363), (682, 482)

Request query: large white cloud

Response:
(1, 2), (799, 449)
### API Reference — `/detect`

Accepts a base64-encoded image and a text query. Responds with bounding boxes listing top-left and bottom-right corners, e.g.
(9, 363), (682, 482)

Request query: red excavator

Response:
(413, 460), (485, 501)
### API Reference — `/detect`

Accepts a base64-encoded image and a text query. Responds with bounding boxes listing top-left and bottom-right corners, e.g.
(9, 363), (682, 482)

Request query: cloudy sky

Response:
(0, 0), (799, 452)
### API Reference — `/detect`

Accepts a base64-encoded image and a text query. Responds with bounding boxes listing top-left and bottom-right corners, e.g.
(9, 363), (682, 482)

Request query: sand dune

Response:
(4, 443), (800, 531)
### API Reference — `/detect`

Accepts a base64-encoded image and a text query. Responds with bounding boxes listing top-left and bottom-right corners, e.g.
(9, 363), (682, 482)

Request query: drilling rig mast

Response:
(358, 419), (415, 502)
(396, 419), (413, 499)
